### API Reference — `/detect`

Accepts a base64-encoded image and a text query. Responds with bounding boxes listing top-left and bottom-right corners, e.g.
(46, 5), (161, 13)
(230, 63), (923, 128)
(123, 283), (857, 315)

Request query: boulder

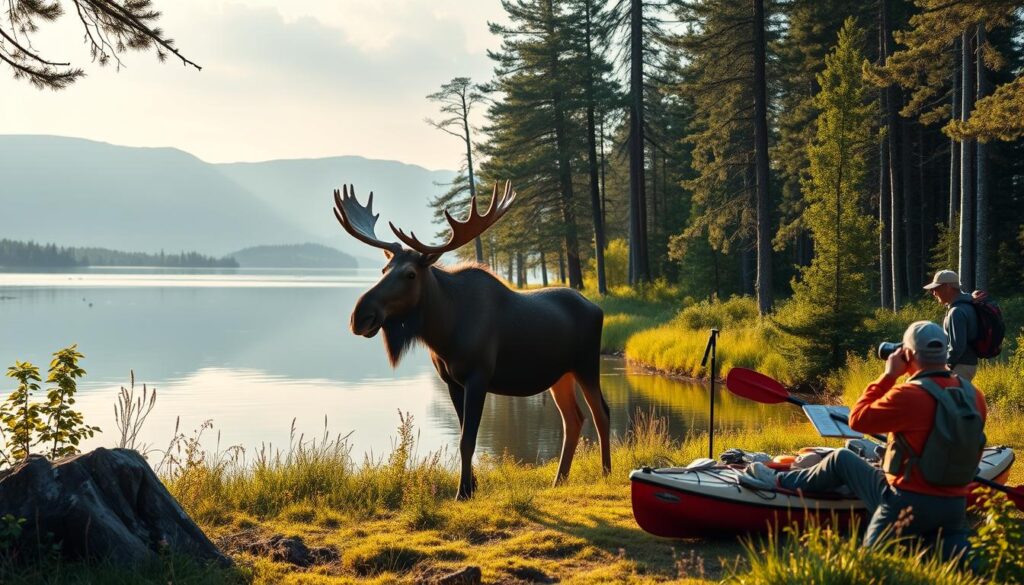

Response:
(0, 448), (228, 567)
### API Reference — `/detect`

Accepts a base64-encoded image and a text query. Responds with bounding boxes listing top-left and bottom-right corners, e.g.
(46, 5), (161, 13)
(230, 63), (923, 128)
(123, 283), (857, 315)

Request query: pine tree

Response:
(775, 20), (878, 380)
(565, 0), (620, 294)
(674, 0), (774, 298)
(426, 78), (487, 263)
(1, 0), (198, 88)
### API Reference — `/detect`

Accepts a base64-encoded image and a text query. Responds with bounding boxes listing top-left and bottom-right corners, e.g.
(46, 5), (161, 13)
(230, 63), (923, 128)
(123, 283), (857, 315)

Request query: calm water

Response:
(0, 268), (790, 464)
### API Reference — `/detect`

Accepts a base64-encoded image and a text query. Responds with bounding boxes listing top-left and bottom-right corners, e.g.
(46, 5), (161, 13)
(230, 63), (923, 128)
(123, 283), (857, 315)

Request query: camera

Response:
(877, 341), (903, 360)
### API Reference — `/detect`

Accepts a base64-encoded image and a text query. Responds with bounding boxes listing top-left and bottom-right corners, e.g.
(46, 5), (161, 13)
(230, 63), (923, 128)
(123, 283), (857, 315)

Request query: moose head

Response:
(333, 182), (515, 360)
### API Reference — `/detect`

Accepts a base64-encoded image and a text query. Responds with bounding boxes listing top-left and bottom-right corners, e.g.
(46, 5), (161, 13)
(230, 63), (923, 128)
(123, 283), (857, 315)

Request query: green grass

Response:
(147, 409), (1024, 584)
(587, 280), (685, 353)
(732, 519), (983, 585)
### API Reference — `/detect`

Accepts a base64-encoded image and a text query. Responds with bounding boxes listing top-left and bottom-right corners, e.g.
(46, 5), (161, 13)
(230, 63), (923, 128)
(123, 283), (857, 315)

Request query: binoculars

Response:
(877, 341), (903, 360)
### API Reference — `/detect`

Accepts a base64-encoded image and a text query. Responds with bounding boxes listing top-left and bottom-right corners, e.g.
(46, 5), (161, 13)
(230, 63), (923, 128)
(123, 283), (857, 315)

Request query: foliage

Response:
(1, 0), (198, 89)
(948, 75), (1024, 142)
(0, 363), (44, 465)
(0, 347), (101, 467)
(772, 20), (878, 382)
(969, 489), (1024, 583)
(929, 221), (960, 276)
(37, 346), (99, 459)
(674, 296), (760, 331)
(873, 0), (1020, 134)
(732, 518), (982, 585)
(589, 238), (629, 288)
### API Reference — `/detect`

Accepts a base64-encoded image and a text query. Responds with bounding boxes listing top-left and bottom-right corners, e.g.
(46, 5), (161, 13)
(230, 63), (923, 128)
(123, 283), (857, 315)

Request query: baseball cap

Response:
(923, 269), (960, 290)
(902, 321), (948, 363)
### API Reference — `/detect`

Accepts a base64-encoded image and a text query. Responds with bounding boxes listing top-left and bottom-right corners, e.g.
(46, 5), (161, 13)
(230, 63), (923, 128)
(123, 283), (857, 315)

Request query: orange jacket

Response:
(849, 371), (987, 497)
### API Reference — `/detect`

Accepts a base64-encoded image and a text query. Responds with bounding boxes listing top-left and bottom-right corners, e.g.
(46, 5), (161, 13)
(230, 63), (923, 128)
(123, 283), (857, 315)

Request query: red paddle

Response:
(725, 367), (1024, 511)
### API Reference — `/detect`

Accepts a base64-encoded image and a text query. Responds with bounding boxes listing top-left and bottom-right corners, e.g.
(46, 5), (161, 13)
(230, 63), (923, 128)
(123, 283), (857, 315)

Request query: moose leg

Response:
(577, 374), (612, 475)
(447, 382), (465, 428)
(457, 383), (487, 500)
(550, 373), (585, 485)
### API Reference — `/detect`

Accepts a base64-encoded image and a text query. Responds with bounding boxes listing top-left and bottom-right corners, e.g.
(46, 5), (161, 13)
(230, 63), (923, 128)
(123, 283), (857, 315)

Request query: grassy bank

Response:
(164, 413), (1021, 583)
(3, 413), (1020, 583)
(603, 289), (1024, 411)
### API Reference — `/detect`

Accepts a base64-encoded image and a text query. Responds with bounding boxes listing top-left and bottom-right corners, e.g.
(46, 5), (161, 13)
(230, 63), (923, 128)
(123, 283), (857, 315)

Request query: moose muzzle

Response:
(350, 300), (383, 338)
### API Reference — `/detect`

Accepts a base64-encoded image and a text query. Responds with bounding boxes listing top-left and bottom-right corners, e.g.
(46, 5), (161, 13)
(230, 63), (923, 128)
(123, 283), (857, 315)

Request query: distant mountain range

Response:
(230, 243), (359, 268)
(0, 135), (455, 261)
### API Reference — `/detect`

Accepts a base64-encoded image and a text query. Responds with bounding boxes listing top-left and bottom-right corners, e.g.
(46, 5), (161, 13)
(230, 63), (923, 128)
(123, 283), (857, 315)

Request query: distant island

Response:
(0, 239), (238, 268)
(229, 243), (359, 268)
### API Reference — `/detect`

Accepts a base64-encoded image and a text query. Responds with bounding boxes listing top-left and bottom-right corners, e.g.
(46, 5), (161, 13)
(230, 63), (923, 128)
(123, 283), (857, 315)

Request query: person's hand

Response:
(972, 289), (988, 301)
(883, 346), (910, 379)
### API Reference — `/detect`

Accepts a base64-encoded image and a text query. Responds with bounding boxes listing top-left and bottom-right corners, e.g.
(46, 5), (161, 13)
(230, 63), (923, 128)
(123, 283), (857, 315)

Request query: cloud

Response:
(2, 1), (500, 169)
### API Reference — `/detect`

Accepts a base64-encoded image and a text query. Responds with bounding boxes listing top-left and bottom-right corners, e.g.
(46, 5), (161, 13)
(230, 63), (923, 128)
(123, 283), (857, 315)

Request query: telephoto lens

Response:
(877, 341), (903, 360)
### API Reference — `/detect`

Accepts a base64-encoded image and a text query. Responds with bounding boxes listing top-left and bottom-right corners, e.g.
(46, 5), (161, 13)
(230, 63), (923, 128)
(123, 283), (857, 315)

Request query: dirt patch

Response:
(220, 530), (339, 567)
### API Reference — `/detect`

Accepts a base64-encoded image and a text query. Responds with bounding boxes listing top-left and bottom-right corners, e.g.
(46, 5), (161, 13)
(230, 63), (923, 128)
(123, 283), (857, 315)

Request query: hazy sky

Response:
(2, 1), (506, 170)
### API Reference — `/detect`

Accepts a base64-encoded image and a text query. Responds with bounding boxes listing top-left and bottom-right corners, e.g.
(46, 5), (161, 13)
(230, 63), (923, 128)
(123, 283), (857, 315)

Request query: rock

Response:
(224, 532), (339, 567)
(0, 448), (228, 567)
(433, 565), (482, 585)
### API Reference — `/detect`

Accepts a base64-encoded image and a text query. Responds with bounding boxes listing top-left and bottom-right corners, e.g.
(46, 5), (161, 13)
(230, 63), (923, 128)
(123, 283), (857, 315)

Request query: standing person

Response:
(922, 270), (979, 381)
(740, 321), (987, 557)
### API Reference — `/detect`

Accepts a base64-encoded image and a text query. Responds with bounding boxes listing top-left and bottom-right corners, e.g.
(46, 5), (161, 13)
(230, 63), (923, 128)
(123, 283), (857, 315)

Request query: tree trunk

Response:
(583, 0), (607, 294)
(558, 247), (566, 284)
(901, 119), (921, 290)
(628, 0), (649, 283)
(881, 0), (903, 308)
(879, 82), (893, 308)
(949, 36), (961, 228)
(974, 24), (988, 291)
(544, 1), (583, 290)
(959, 29), (976, 290)
(752, 0), (773, 315)
(461, 93), (484, 264)
(540, 250), (549, 286)
(600, 112), (608, 234)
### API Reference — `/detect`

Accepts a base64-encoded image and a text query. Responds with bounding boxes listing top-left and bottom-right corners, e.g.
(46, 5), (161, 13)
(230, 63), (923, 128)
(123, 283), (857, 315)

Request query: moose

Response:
(333, 182), (610, 498)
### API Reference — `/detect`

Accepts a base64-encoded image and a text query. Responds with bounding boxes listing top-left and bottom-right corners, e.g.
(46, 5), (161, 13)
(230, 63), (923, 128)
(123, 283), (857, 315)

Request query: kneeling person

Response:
(741, 321), (987, 552)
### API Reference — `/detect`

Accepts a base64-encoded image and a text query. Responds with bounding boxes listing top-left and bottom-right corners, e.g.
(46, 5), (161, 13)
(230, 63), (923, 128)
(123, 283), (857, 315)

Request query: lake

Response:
(0, 268), (790, 465)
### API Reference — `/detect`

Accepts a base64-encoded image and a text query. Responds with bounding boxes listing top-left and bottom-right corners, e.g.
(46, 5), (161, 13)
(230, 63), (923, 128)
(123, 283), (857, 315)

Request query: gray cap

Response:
(902, 321), (948, 363)
(923, 269), (960, 290)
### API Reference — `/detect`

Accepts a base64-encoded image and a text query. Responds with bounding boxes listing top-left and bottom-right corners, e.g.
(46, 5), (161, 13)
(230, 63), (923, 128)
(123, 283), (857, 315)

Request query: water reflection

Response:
(1, 270), (799, 464)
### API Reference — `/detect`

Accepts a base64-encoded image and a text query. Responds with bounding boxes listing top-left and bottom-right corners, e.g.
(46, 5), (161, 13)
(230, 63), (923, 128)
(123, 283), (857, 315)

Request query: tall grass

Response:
(587, 280), (684, 352)
(732, 519), (982, 585)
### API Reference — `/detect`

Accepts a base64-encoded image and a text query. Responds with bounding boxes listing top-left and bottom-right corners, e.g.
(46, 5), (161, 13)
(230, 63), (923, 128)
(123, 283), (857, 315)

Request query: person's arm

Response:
(849, 348), (929, 435)
(947, 306), (970, 366)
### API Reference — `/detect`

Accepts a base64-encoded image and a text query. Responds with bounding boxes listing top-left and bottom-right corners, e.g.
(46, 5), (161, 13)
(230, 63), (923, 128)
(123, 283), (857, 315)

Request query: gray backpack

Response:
(882, 375), (985, 487)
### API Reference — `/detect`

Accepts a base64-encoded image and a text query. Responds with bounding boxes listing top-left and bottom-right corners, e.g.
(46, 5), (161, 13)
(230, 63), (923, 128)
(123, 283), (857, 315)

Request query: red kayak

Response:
(630, 446), (1015, 538)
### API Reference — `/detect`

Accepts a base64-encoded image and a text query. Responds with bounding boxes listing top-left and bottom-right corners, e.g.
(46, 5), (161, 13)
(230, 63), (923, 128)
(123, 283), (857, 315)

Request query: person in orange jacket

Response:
(741, 321), (987, 556)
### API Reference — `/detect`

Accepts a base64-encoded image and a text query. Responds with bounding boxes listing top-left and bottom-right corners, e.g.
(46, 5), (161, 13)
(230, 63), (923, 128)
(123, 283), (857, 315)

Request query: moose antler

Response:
(333, 185), (403, 256)
(389, 181), (516, 256)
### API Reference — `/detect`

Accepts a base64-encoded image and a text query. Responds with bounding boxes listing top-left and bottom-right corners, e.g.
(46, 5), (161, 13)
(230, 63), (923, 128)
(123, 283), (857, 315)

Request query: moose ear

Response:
(383, 249), (395, 260)
(419, 253), (442, 266)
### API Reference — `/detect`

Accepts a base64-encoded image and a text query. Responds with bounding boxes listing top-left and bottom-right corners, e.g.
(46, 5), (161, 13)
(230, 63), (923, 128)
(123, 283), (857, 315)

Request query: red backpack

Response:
(961, 297), (1006, 358)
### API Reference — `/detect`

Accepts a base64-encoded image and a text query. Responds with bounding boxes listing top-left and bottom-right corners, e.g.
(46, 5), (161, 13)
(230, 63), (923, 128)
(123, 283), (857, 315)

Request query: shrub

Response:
(0, 346), (99, 467)
(969, 489), (1024, 584)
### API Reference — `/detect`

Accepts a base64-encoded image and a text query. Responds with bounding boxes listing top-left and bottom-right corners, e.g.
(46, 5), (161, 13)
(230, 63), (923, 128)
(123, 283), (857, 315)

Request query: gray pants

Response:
(776, 448), (970, 556)
(952, 363), (977, 381)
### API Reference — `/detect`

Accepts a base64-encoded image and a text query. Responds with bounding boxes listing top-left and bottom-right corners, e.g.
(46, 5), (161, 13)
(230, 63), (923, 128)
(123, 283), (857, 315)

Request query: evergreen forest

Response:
(429, 0), (1024, 312)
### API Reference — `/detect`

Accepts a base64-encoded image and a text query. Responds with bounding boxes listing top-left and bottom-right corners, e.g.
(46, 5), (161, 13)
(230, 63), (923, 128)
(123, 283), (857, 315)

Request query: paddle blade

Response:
(726, 367), (790, 404)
